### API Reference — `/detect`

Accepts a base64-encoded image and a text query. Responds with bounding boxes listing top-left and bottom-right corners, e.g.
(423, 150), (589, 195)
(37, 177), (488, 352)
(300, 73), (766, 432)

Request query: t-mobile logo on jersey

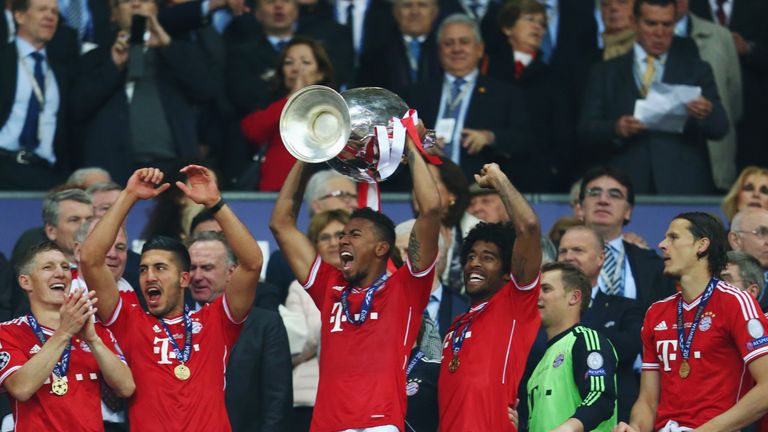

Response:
(656, 339), (701, 371)
(152, 337), (201, 364)
(329, 302), (379, 333)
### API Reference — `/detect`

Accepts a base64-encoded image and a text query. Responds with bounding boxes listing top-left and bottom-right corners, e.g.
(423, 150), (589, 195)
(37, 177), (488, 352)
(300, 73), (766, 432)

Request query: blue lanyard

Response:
(27, 314), (71, 378)
(450, 303), (487, 356)
(677, 277), (717, 362)
(339, 273), (388, 325)
(406, 351), (425, 376)
(159, 305), (193, 364)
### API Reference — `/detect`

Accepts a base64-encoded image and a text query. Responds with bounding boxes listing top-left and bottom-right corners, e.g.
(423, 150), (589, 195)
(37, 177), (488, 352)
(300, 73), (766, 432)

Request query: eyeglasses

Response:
(584, 187), (626, 201)
(319, 190), (357, 202)
(735, 226), (768, 240)
(317, 231), (344, 244)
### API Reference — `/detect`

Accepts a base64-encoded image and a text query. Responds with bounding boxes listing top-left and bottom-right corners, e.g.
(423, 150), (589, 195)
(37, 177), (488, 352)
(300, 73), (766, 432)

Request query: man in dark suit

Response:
(70, 0), (215, 185)
(558, 224), (643, 423)
(580, 0), (728, 195)
(356, 0), (442, 94)
(0, 0), (72, 190)
(437, 0), (504, 57)
(331, 0), (397, 64)
(578, 166), (676, 310)
(403, 13), (531, 185)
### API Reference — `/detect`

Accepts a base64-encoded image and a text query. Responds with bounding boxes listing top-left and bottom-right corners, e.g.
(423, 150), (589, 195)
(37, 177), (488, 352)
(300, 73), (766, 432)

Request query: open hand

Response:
(176, 165), (221, 208)
(111, 31), (130, 70)
(461, 129), (494, 154)
(126, 168), (171, 200)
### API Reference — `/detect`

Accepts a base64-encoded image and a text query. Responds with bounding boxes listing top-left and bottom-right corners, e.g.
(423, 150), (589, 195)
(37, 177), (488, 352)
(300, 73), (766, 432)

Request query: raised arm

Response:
(80, 168), (170, 322)
(613, 370), (660, 432)
(406, 138), (441, 272)
(474, 163), (540, 284)
(78, 309), (135, 397)
(176, 165), (262, 322)
(269, 161), (317, 282)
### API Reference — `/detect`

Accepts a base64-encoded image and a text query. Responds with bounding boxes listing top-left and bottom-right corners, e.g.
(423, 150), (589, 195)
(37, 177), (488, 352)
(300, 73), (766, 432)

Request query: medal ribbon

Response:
(677, 277), (718, 364)
(159, 305), (193, 364)
(27, 314), (71, 378)
(406, 351), (425, 376)
(450, 302), (488, 356)
(339, 273), (388, 325)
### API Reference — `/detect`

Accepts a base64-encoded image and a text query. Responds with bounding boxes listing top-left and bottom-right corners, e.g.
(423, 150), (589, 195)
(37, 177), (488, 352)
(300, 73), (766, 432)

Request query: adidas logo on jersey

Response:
(654, 321), (668, 331)
(29, 344), (41, 354)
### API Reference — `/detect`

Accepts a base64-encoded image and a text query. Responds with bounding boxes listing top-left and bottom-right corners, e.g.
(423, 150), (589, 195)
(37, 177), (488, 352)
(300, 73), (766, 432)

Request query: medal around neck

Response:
(51, 377), (68, 396)
(159, 305), (194, 381)
(679, 360), (690, 379)
(448, 356), (460, 373)
(174, 364), (191, 381)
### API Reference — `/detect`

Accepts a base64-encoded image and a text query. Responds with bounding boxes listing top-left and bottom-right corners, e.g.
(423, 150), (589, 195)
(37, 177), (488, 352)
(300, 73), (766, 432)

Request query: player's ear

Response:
(374, 241), (391, 259)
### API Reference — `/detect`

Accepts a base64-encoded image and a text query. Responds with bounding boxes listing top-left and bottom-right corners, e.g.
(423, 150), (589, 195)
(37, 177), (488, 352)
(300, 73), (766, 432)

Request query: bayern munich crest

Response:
(192, 321), (203, 334)
(699, 312), (715, 332)
(553, 353), (565, 368)
(405, 380), (420, 396)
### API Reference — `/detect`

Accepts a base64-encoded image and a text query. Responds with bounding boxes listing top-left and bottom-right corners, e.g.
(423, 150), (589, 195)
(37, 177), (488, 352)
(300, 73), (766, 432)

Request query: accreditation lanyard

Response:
(340, 273), (388, 325)
(18, 51), (50, 106)
(406, 351), (425, 377)
(27, 314), (71, 378)
(159, 305), (193, 365)
(442, 78), (473, 115)
(676, 277), (717, 365)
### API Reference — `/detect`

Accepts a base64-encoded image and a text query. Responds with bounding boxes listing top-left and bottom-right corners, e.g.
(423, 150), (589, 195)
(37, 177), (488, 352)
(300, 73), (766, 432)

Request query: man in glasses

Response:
(579, 166), (675, 309)
(728, 208), (768, 311)
(304, 169), (359, 217)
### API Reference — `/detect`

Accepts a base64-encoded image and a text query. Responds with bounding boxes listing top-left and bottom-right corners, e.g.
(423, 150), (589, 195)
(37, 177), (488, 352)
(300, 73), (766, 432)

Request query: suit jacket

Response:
(356, 30), (442, 94)
(686, 13), (743, 190)
(581, 289), (643, 423)
(437, 0), (505, 55)
(624, 241), (676, 310)
(437, 289), (469, 340)
(225, 307), (293, 432)
(402, 74), (533, 183)
(0, 41), (71, 172)
(579, 45), (729, 194)
(70, 36), (215, 184)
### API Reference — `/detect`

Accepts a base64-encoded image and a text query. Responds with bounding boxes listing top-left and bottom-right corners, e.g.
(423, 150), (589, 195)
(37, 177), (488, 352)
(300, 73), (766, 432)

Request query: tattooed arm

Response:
(269, 161), (317, 282)
(474, 163), (540, 285)
(407, 133), (441, 272)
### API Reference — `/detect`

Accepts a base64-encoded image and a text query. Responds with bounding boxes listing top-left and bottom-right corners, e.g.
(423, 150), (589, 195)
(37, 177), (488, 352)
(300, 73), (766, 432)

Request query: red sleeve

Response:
(103, 297), (138, 344)
(95, 324), (127, 364)
(641, 306), (660, 371)
(720, 285), (768, 364)
(399, 255), (438, 311)
(211, 296), (246, 348)
(507, 272), (541, 322)
(240, 97), (288, 146)
(0, 326), (28, 387)
(301, 256), (337, 311)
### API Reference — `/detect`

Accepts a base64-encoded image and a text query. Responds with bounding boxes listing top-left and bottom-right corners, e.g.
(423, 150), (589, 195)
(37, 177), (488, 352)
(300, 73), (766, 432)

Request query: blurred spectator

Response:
(330, 0), (397, 63)
(689, 0), (768, 170)
(722, 250), (764, 300)
(578, 166), (675, 309)
(547, 216), (583, 247)
(67, 166), (111, 188)
(721, 166), (768, 221)
(540, 235), (556, 264)
(728, 208), (768, 310)
(486, 0), (574, 191)
(303, 169), (357, 217)
(467, 182), (508, 223)
(86, 181), (121, 217)
(580, 0), (728, 194)
(240, 37), (335, 191)
(190, 208), (223, 235)
(226, 0), (353, 115)
(55, 0), (111, 49)
(356, 0), (442, 94)
(70, 0), (214, 185)
(438, 0), (505, 54)
(403, 14), (532, 187)
(675, 0), (742, 191)
(599, 0), (635, 59)
(569, 178), (584, 219)
(1, 0), (70, 191)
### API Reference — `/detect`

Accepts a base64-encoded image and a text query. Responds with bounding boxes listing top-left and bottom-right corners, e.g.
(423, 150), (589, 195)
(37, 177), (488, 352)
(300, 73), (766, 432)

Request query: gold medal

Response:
(51, 377), (68, 396)
(679, 360), (690, 379)
(174, 364), (191, 381)
(448, 356), (460, 373)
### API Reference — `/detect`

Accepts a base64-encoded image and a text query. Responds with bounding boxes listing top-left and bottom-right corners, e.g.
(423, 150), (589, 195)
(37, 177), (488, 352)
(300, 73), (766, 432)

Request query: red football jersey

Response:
(438, 273), (540, 432)
(0, 317), (124, 432)
(302, 255), (436, 431)
(641, 280), (768, 430)
(104, 295), (244, 431)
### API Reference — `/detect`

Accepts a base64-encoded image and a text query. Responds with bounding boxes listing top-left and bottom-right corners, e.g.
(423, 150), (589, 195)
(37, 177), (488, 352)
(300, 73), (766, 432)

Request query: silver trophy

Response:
(280, 85), (432, 182)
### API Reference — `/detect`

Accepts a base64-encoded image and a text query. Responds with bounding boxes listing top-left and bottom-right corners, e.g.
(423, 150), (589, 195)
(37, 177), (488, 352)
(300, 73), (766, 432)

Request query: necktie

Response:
(442, 77), (465, 161)
(345, 1), (354, 28)
(275, 39), (288, 52)
(715, 0), (727, 26)
(640, 54), (656, 97)
(66, 0), (83, 37)
(602, 244), (623, 296)
(408, 38), (421, 81)
(514, 60), (525, 79)
(466, 0), (481, 19)
(19, 51), (45, 151)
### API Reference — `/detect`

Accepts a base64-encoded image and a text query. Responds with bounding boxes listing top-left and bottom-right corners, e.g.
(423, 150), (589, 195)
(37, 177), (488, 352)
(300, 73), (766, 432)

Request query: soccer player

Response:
(80, 166), (263, 431)
(438, 163), (542, 432)
(615, 213), (768, 432)
(528, 261), (617, 432)
(0, 242), (134, 431)
(269, 136), (441, 431)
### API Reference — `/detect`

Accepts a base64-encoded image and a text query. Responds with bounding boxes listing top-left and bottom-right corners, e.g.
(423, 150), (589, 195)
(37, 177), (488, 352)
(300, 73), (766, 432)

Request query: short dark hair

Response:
(498, 0), (547, 29)
(15, 241), (65, 276)
(579, 166), (635, 207)
(190, 209), (216, 235)
(541, 261), (592, 315)
(11, 0), (30, 12)
(433, 156), (470, 227)
(674, 212), (727, 275)
(461, 222), (515, 275)
(141, 236), (191, 272)
(633, 0), (676, 19)
(349, 207), (396, 251)
(274, 36), (336, 94)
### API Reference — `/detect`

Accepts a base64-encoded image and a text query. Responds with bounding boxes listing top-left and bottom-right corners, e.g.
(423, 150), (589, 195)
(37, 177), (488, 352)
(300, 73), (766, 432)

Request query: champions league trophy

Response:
(280, 85), (438, 185)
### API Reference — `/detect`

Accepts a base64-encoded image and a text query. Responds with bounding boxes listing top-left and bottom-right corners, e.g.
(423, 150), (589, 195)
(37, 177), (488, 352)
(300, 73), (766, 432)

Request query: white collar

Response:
(404, 34), (427, 43)
(445, 68), (479, 84)
(16, 37), (47, 59)
(633, 42), (668, 65)
(514, 50), (534, 66)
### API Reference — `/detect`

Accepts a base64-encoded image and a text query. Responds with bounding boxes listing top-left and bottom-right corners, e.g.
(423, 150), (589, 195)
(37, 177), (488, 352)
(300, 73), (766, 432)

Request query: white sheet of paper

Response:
(435, 118), (456, 144)
(633, 82), (702, 133)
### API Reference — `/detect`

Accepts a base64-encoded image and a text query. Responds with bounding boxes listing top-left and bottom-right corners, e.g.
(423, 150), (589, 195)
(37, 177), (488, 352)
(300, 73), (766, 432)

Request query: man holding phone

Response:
(70, 0), (214, 185)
